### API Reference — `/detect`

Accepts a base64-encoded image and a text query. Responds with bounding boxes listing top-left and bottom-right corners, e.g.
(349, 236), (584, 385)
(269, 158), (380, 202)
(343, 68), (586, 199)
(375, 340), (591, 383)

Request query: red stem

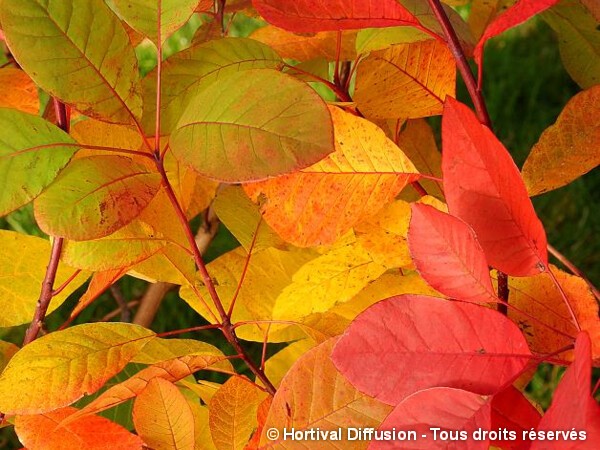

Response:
(155, 157), (276, 395)
(157, 323), (222, 338)
(51, 269), (81, 297)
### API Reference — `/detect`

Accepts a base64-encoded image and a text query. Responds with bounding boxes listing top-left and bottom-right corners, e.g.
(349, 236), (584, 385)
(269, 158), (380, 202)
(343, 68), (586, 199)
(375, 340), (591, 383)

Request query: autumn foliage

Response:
(0, 0), (599, 449)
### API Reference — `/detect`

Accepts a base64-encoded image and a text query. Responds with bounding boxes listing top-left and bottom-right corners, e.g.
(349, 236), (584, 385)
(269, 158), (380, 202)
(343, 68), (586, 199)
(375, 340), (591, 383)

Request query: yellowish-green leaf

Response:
(142, 37), (283, 135)
(251, 26), (357, 61)
(209, 376), (265, 450)
(0, 68), (39, 114)
(244, 106), (419, 246)
(213, 185), (285, 254)
(0, 0), (142, 124)
(0, 230), (89, 327)
(180, 247), (316, 342)
(0, 108), (78, 215)
(273, 242), (387, 321)
(133, 378), (195, 450)
(34, 155), (161, 240)
(189, 402), (218, 450)
(542, 0), (600, 89)
(0, 341), (19, 372)
(259, 338), (392, 449)
(171, 69), (335, 182)
(522, 85), (600, 196)
(354, 39), (456, 119)
(0, 322), (155, 414)
(113, 0), (199, 44)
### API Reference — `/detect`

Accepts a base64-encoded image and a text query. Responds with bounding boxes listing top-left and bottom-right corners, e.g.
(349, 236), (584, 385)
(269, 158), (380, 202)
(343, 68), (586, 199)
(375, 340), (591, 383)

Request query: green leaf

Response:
(0, 108), (77, 215)
(542, 0), (600, 89)
(0, 323), (155, 414)
(34, 155), (161, 240)
(0, 0), (142, 124)
(0, 230), (89, 328)
(112, 0), (199, 44)
(170, 68), (335, 182)
(142, 37), (283, 135)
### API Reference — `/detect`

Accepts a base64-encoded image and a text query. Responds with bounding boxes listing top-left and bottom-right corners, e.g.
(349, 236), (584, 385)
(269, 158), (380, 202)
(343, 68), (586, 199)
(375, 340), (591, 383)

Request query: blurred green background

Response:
(0, 10), (598, 448)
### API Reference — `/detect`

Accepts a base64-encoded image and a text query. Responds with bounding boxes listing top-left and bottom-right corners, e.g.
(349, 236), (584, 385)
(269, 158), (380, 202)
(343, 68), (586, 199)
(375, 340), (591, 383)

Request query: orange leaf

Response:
(354, 40), (456, 119)
(133, 378), (195, 450)
(69, 268), (127, 319)
(442, 97), (547, 276)
(0, 68), (39, 114)
(244, 106), (418, 246)
(209, 376), (266, 450)
(15, 406), (143, 450)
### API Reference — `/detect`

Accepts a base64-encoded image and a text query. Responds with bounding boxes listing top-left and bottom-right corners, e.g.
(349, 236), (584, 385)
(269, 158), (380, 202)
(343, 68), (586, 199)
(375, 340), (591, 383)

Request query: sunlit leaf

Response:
(15, 406), (143, 450)
(133, 378), (195, 450)
(264, 339), (316, 388)
(35, 155), (161, 240)
(442, 97), (547, 276)
(0, 0), (143, 124)
(0, 323), (155, 414)
(0, 230), (88, 327)
(0, 341), (19, 373)
(332, 295), (531, 405)
(491, 386), (542, 450)
(354, 40), (456, 119)
(244, 106), (419, 246)
(0, 108), (77, 215)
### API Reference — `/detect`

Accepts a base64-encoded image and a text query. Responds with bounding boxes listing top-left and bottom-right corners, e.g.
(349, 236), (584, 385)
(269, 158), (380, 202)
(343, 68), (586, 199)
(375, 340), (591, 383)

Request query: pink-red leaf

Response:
(370, 387), (491, 450)
(442, 97), (547, 276)
(474, 0), (559, 65)
(408, 203), (496, 303)
(530, 331), (600, 449)
(332, 294), (531, 405)
(252, 0), (419, 33)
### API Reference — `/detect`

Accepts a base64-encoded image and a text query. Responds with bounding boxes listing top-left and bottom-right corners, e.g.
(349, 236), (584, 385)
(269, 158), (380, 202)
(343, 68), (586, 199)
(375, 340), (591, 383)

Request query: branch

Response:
(155, 157), (276, 395)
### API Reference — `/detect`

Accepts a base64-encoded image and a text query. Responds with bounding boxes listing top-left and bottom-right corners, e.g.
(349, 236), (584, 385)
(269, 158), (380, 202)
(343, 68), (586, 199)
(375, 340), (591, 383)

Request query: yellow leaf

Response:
(244, 106), (419, 246)
(209, 376), (266, 450)
(133, 378), (195, 450)
(504, 265), (600, 363)
(522, 85), (600, 196)
(272, 242), (387, 321)
(180, 247), (316, 343)
(264, 339), (316, 388)
(71, 118), (144, 155)
(468, 0), (516, 40)
(0, 230), (89, 327)
(354, 40), (456, 119)
(251, 26), (357, 61)
(0, 323), (155, 414)
(0, 341), (19, 372)
(259, 338), (392, 449)
(213, 186), (286, 254)
(179, 379), (222, 405)
(0, 67), (39, 114)
(132, 338), (226, 365)
(188, 401), (218, 450)
(128, 245), (196, 285)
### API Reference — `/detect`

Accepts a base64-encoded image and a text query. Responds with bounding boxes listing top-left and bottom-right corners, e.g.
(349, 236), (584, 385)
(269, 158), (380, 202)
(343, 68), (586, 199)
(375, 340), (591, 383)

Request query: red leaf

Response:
(252, 0), (419, 32)
(442, 97), (547, 276)
(332, 295), (531, 405)
(408, 203), (496, 303)
(530, 331), (600, 449)
(474, 0), (559, 65)
(491, 386), (542, 450)
(369, 387), (492, 450)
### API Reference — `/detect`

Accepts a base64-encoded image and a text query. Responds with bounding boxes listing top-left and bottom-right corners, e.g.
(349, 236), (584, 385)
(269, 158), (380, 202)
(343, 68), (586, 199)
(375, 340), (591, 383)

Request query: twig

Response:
(110, 284), (131, 322)
(99, 300), (139, 322)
